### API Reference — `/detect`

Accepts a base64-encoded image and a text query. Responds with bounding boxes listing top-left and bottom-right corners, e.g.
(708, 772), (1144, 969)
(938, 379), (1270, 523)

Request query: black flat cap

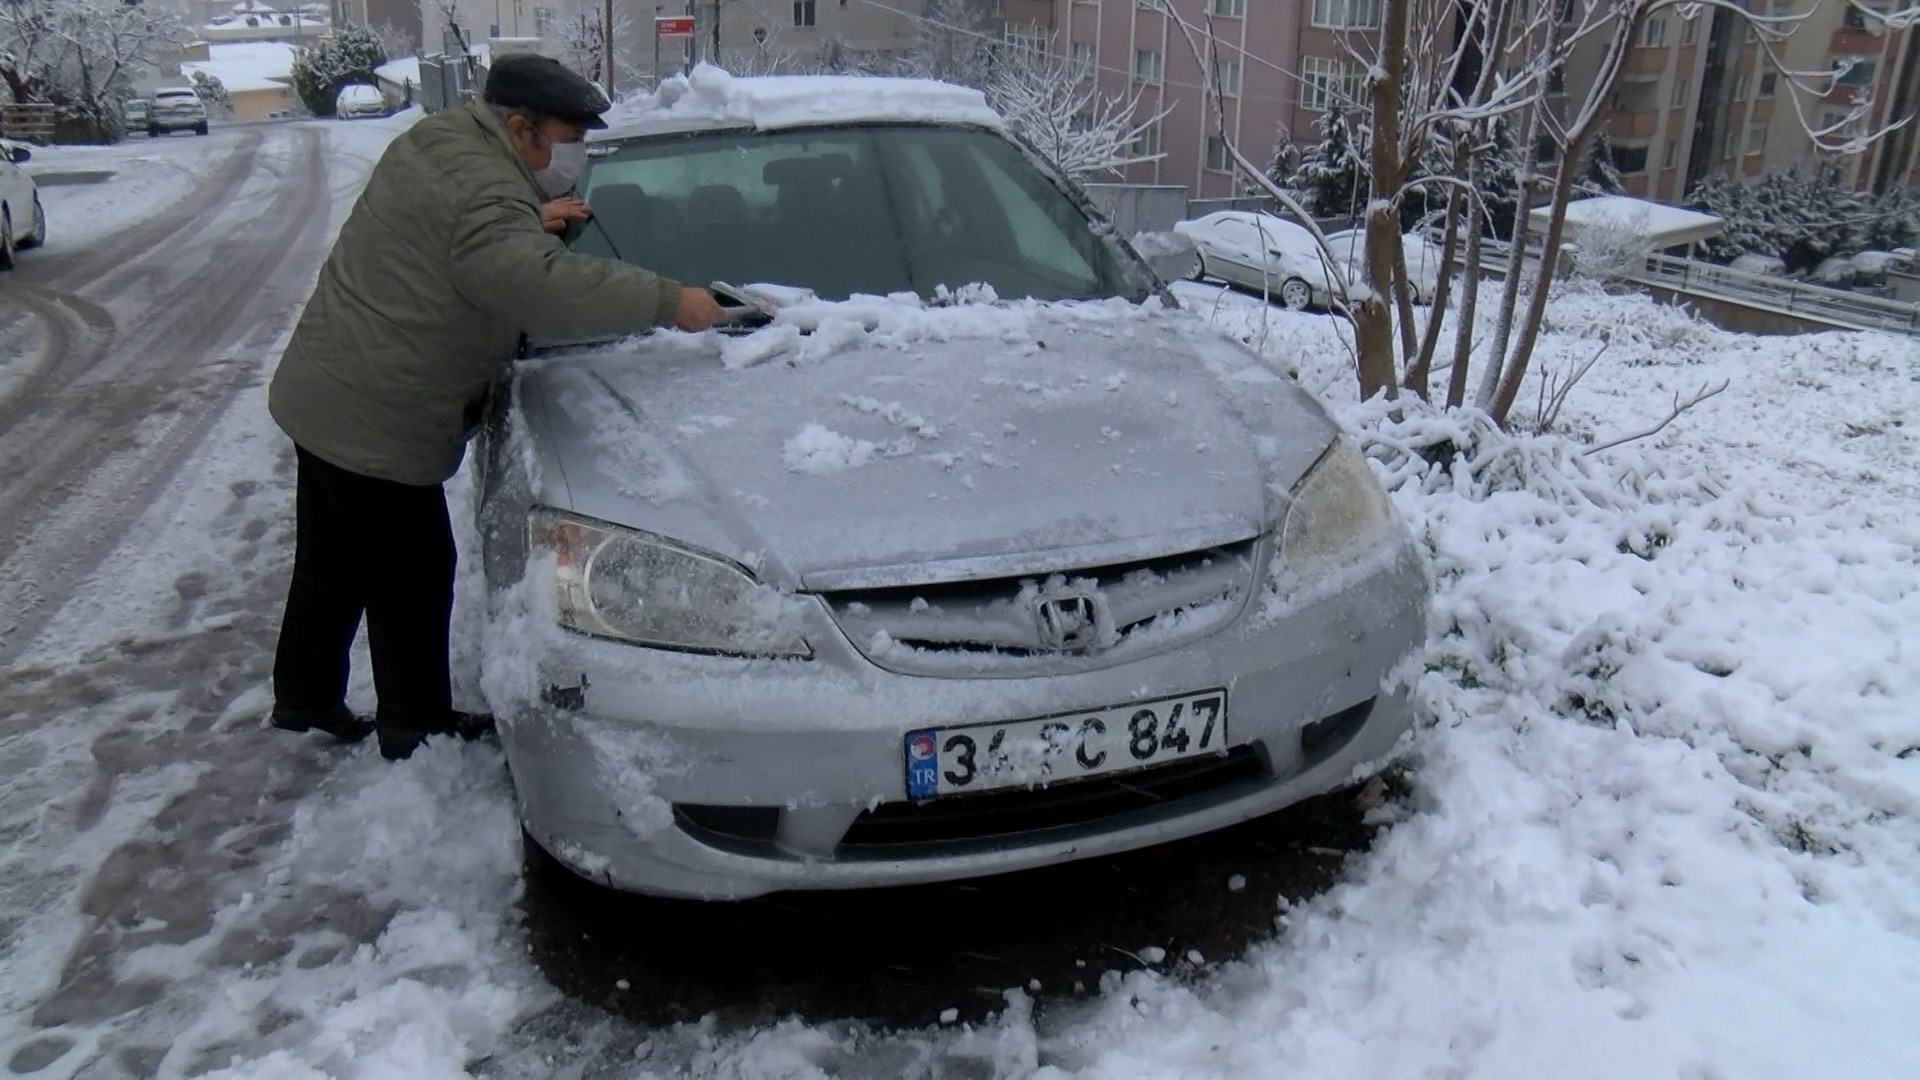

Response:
(483, 53), (612, 129)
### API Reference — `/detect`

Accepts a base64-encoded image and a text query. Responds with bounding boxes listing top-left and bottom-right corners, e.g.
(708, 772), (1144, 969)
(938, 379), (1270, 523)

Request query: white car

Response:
(335, 84), (387, 120)
(0, 137), (46, 271)
(1322, 228), (1446, 303)
(1174, 210), (1337, 311)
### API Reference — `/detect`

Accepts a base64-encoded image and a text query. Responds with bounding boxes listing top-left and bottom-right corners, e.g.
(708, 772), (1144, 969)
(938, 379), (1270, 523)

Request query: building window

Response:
(1640, 17), (1667, 47)
(1837, 58), (1876, 86)
(1760, 72), (1776, 96)
(1302, 56), (1365, 111)
(1133, 122), (1161, 156)
(1072, 41), (1095, 78)
(1663, 138), (1679, 167)
(1137, 0), (1164, 9)
(533, 5), (555, 34)
(1004, 23), (1046, 61)
(1134, 48), (1163, 83)
(1680, 15), (1698, 45)
(1747, 122), (1767, 154)
(1213, 0), (1246, 14)
(1311, 0), (1380, 30)
(1215, 58), (1242, 95)
(793, 0), (815, 27)
(1670, 77), (1687, 107)
(1206, 136), (1231, 171)
(1611, 141), (1649, 175)
(1733, 71), (1750, 98)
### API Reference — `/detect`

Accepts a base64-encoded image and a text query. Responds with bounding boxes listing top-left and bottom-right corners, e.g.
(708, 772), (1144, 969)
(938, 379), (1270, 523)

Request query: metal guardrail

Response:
(1631, 252), (1920, 337)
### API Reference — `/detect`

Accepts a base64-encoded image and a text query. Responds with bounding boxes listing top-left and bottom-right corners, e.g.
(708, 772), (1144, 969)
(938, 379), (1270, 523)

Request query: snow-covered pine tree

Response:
(1289, 106), (1366, 220)
(1261, 124), (1301, 196)
(190, 71), (232, 115)
(1577, 129), (1625, 196)
(1865, 185), (1920, 252)
(1479, 115), (1523, 238)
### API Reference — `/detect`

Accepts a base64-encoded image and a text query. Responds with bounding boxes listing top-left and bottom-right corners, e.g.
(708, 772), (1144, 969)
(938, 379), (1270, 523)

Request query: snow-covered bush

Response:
(291, 24), (387, 117)
(191, 71), (232, 115)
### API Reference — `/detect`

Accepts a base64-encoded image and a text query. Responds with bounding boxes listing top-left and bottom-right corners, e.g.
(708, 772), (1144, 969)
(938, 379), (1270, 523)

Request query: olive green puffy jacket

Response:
(269, 102), (681, 485)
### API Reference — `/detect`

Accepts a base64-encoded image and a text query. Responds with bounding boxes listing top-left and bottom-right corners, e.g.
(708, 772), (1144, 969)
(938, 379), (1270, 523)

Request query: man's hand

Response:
(540, 196), (591, 235)
(673, 287), (728, 332)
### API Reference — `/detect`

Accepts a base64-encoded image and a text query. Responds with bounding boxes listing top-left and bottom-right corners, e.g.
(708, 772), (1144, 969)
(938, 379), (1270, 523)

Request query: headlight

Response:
(1278, 438), (1396, 576)
(530, 508), (812, 658)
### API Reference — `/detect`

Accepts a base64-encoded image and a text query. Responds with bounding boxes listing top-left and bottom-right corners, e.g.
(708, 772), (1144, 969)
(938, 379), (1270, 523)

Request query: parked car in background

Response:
(476, 76), (1430, 900)
(148, 88), (209, 136)
(1174, 210), (1338, 311)
(335, 84), (387, 120)
(0, 137), (46, 270)
(124, 98), (151, 133)
(1322, 228), (1446, 303)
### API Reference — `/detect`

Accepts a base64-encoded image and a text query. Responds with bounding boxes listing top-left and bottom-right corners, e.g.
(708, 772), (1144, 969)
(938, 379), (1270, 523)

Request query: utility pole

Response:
(603, 0), (615, 92)
(653, 4), (662, 86)
(683, 0), (693, 73)
(710, 0), (720, 67)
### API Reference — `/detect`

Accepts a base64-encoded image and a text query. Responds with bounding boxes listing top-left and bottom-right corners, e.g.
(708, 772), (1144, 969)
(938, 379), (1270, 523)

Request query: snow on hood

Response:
(519, 295), (1337, 590)
(599, 63), (1005, 136)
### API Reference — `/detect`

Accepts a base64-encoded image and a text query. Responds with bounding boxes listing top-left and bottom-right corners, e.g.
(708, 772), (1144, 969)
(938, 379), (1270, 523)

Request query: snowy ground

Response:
(22, 136), (231, 251)
(3, 127), (1918, 1077)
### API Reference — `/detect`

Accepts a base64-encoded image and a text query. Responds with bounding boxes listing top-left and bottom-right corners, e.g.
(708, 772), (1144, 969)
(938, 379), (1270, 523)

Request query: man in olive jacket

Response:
(268, 54), (725, 761)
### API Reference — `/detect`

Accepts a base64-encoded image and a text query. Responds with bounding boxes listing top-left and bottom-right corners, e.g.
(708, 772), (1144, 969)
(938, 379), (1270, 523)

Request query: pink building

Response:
(1001, 0), (1305, 198)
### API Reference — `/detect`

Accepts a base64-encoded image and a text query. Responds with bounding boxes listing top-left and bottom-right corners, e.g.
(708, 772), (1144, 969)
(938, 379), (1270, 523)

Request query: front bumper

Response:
(500, 539), (1429, 900)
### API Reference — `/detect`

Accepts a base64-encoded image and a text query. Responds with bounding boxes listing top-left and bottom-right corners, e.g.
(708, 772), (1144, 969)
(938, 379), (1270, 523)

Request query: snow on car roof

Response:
(596, 63), (1005, 140)
(1531, 195), (1724, 249)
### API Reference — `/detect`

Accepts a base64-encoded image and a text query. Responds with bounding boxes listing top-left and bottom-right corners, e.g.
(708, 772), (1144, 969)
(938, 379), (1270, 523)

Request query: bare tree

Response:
(1167, 0), (1899, 427)
(0, 0), (189, 132)
(987, 38), (1168, 181)
(371, 21), (418, 60)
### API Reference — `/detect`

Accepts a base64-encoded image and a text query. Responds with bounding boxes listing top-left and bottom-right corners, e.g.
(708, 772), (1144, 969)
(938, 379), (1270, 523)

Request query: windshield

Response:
(569, 124), (1150, 303)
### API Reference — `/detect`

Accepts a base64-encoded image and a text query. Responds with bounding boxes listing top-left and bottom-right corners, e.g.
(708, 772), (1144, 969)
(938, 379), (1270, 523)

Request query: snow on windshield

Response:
(601, 62), (1005, 135)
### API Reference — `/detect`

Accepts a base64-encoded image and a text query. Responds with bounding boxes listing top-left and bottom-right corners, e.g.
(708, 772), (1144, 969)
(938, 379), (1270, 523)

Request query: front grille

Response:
(825, 539), (1258, 676)
(837, 746), (1267, 856)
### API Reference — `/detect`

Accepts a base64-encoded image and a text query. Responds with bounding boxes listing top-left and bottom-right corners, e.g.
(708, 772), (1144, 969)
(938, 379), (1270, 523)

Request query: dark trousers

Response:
(273, 445), (455, 731)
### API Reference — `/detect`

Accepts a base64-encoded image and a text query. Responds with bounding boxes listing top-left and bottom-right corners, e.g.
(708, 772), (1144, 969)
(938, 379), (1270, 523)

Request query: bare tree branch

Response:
(1583, 378), (1730, 456)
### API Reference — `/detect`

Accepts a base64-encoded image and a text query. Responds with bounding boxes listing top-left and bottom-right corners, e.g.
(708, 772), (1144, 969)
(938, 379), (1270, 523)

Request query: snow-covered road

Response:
(2, 114), (1917, 1079)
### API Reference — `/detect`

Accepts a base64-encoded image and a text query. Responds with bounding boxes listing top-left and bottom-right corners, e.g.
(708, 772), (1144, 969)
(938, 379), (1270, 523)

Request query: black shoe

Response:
(271, 703), (374, 744)
(377, 711), (497, 761)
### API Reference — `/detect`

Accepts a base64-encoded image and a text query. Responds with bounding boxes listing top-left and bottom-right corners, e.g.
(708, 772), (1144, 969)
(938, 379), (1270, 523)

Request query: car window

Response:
(572, 125), (1146, 303)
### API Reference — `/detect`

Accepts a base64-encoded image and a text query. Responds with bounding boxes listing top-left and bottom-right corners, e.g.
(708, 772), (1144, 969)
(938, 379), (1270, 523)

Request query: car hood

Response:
(518, 299), (1340, 591)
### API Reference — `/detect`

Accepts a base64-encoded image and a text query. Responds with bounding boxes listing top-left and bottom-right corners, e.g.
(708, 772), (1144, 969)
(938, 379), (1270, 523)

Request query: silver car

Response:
(476, 82), (1430, 900)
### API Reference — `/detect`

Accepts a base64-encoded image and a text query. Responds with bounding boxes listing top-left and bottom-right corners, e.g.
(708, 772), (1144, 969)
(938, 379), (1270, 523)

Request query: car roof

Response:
(591, 68), (1004, 144)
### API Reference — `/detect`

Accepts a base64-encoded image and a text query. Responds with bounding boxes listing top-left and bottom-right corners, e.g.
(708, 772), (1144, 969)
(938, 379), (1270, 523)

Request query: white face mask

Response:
(534, 138), (588, 197)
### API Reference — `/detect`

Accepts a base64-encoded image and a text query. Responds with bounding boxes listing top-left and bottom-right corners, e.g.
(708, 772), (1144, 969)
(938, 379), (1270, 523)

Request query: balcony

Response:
(1830, 28), (1882, 55)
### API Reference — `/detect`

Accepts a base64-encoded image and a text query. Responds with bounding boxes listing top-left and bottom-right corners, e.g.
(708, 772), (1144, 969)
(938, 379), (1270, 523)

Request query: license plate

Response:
(903, 690), (1229, 800)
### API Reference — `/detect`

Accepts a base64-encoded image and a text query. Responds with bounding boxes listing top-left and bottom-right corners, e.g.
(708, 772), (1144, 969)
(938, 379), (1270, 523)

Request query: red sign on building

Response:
(655, 15), (696, 37)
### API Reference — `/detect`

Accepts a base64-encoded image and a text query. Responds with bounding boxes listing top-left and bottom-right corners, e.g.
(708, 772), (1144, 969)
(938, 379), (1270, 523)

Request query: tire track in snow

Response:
(0, 126), (329, 665)
(0, 131), (264, 445)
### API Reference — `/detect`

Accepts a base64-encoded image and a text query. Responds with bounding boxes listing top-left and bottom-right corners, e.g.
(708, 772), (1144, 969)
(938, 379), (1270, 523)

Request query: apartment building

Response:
(626, 0), (925, 79)
(995, 0), (1300, 197)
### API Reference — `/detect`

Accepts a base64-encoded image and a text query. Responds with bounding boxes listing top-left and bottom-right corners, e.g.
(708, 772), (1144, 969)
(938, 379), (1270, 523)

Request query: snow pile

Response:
(601, 62), (1004, 135)
(1007, 284), (1920, 1078)
(712, 290), (1158, 371)
(781, 422), (900, 475)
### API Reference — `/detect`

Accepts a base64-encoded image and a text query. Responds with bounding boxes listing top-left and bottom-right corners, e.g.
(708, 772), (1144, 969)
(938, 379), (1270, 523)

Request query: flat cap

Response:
(483, 53), (611, 130)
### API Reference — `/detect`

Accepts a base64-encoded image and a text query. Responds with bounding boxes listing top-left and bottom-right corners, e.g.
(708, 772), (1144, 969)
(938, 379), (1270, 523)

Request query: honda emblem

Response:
(1035, 594), (1099, 651)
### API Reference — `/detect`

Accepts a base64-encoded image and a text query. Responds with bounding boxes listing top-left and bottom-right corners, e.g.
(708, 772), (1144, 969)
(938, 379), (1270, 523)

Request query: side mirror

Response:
(6, 145), (30, 165)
